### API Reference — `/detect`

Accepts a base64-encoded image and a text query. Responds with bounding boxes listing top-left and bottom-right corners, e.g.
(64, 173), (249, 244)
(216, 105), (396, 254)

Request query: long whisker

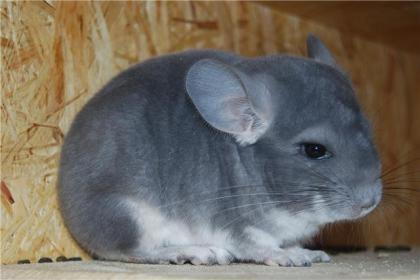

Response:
(223, 198), (350, 241)
(384, 195), (420, 201)
(156, 183), (266, 209)
(213, 200), (293, 217)
(220, 206), (261, 230)
(380, 157), (420, 179)
(380, 170), (420, 182)
(382, 194), (416, 207)
(383, 186), (420, 192)
(383, 192), (416, 202)
(382, 179), (420, 185)
(161, 186), (336, 211)
(291, 199), (348, 217)
(380, 202), (412, 215)
(157, 180), (335, 210)
(159, 192), (308, 209)
(223, 200), (329, 240)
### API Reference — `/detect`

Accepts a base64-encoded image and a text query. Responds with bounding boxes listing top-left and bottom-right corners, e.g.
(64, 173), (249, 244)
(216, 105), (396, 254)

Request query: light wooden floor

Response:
(1, 249), (419, 280)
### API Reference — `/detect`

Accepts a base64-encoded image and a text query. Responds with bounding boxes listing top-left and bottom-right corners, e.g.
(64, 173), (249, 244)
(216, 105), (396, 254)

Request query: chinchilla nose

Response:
(360, 197), (376, 210)
(354, 180), (382, 214)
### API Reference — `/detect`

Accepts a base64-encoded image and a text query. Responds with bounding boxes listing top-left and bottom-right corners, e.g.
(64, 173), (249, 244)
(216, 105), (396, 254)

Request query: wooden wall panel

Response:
(1, 1), (419, 264)
(261, 2), (420, 54)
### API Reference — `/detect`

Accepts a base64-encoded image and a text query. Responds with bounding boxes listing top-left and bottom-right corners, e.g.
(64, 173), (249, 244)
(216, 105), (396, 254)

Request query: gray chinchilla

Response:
(58, 34), (382, 266)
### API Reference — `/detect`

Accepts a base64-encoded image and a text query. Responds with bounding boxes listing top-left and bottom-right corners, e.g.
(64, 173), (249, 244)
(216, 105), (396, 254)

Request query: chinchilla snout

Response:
(350, 179), (382, 218)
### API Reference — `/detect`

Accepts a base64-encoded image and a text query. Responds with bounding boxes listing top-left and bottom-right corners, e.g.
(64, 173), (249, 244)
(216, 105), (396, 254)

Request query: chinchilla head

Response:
(186, 34), (382, 223)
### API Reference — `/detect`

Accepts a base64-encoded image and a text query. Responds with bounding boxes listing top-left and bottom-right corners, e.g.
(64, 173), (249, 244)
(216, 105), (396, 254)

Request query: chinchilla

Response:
(58, 34), (382, 266)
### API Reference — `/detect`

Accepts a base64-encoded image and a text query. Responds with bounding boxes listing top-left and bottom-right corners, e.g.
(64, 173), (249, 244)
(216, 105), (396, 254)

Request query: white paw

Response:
(263, 251), (294, 267)
(131, 246), (233, 265)
(183, 246), (232, 265)
(303, 249), (331, 263)
(263, 247), (330, 267)
(286, 247), (330, 266)
(208, 246), (234, 265)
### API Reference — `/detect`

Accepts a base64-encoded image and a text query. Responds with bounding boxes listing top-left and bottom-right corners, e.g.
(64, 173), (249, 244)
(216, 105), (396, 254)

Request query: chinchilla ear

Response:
(186, 59), (272, 145)
(306, 34), (337, 67)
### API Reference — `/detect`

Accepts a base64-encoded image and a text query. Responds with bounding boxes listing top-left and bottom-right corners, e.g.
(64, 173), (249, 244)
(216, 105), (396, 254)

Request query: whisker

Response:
(380, 202), (411, 215)
(213, 200), (291, 217)
(156, 184), (266, 209)
(382, 194), (416, 207)
(225, 199), (340, 240)
(380, 157), (420, 179)
(291, 199), (348, 217)
(383, 179), (420, 185)
(215, 196), (339, 220)
(383, 191), (419, 201)
(383, 199), (418, 209)
(227, 197), (359, 243)
(157, 181), (337, 210)
(380, 170), (420, 182)
(220, 206), (261, 230)
(383, 186), (420, 193)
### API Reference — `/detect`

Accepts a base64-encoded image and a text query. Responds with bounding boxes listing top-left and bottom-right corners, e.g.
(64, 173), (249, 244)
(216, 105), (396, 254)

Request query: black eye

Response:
(302, 143), (330, 159)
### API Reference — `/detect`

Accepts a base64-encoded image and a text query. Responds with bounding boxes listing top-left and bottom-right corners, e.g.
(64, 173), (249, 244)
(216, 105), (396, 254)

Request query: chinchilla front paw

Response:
(242, 247), (330, 267)
(128, 245), (234, 265)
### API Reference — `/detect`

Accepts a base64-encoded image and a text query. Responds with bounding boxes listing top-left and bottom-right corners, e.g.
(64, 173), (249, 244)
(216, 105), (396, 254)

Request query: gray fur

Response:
(58, 35), (382, 266)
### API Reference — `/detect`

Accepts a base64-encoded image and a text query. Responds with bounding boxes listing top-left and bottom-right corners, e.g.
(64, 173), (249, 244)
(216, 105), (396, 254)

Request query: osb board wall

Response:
(1, 1), (419, 264)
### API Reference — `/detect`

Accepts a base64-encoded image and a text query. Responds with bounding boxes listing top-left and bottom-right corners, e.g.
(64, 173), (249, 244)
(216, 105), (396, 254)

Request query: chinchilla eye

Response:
(301, 143), (331, 159)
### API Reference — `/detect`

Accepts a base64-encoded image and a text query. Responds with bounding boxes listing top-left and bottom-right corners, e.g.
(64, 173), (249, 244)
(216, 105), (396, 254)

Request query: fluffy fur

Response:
(58, 35), (382, 266)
